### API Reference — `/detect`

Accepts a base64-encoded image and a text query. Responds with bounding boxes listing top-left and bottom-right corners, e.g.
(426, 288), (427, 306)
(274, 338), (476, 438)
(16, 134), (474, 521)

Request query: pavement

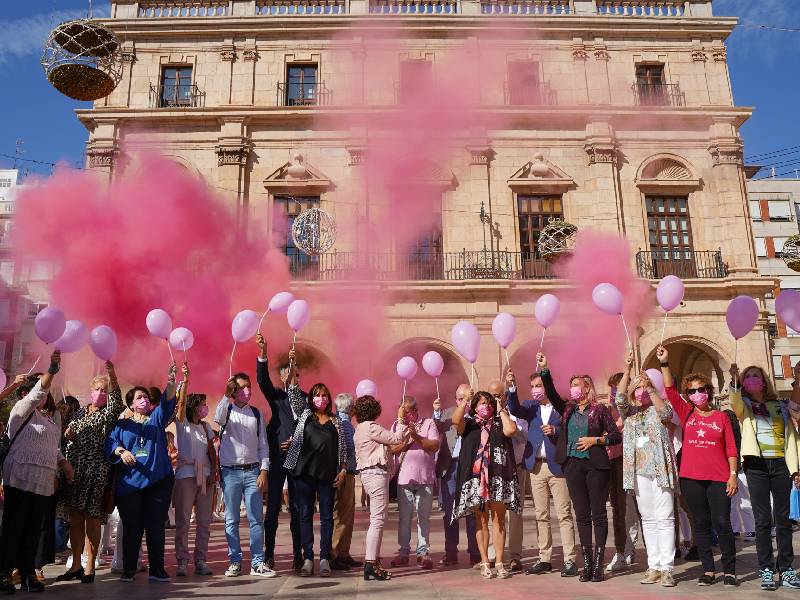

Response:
(40, 502), (797, 599)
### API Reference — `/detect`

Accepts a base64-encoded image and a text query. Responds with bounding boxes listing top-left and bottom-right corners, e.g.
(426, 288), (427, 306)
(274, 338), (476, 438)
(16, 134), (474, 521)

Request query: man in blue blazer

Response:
(507, 369), (577, 577)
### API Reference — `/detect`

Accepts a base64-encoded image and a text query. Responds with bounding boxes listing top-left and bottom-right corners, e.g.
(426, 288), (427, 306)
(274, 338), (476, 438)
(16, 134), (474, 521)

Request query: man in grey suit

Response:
(434, 383), (481, 566)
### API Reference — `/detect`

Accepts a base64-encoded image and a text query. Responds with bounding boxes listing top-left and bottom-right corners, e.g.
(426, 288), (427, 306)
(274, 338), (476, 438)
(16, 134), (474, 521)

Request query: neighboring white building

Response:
(747, 177), (800, 392)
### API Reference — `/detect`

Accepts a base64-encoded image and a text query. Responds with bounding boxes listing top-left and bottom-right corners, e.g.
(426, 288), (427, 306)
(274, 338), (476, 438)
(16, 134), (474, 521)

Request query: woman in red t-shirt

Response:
(657, 347), (739, 588)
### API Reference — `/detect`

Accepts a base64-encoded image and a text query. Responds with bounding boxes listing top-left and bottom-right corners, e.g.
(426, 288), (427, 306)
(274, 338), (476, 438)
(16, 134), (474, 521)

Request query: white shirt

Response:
(539, 403), (554, 458)
(174, 417), (212, 480)
(214, 398), (269, 470)
(509, 414), (529, 465)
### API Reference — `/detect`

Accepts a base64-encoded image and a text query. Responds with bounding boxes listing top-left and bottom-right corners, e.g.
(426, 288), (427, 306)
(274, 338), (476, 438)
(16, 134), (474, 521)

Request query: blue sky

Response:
(1, 0), (799, 179)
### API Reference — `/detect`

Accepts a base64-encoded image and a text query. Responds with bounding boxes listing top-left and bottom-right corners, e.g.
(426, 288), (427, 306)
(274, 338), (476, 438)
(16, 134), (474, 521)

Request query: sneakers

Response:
(176, 561), (188, 577)
(782, 568), (800, 589)
(225, 562), (242, 578)
(526, 560), (552, 575)
(640, 569), (662, 584)
(195, 561), (213, 576)
(300, 560), (313, 577)
(724, 575), (739, 587)
(119, 571), (136, 582)
(606, 552), (626, 573)
(148, 567), (171, 582)
(761, 569), (779, 591)
(561, 560), (578, 577)
(661, 571), (676, 587)
(319, 559), (331, 577)
(251, 563), (278, 578)
(744, 531), (756, 539)
(697, 574), (715, 586)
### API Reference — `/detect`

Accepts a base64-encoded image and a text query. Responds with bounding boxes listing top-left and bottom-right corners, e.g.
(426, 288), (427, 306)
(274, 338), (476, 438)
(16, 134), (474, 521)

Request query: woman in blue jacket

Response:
(106, 361), (177, 583)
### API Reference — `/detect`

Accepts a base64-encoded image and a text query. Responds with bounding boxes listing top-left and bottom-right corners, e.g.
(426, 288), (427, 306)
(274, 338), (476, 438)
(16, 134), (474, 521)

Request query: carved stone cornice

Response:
(243, 49), (259, 62)
(346, 146), (367, 166)
(709, 141), (743, 167)
(571, 44), (588, 61)
(220, 46), (237, 62)
(121, 51), (137, 64)
(216, 143), (250, 167)
(593, 46), (610, 61)
(585, 143), (617, 166)
(466, 145), (495, 166)
(86, 145), (119, 169)
(691, 49), (707, 62)
(712, 47), (727, 62)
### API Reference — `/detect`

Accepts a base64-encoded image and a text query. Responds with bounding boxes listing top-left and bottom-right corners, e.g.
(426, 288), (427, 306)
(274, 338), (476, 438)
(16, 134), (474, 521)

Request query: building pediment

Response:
(508, 153), (575, 193)
(636, 153), (702, 192)
(264, 153), (332, 193)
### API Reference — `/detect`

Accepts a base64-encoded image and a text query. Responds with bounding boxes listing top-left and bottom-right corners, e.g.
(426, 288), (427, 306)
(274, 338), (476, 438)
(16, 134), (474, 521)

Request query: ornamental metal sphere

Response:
(782, 235), (800, 272)
(42, 19), (123, 101)
(292, 207), (337, 256)
(538, 219), (578, 262)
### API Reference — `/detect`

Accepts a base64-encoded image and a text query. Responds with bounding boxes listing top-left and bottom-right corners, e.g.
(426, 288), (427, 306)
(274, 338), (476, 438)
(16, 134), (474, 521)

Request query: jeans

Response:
(55, 519), (69, 554)
(294, 475), (335, 561)
(635, 475), (675, 572)
(680, 477), (735, 574)
(221, 466), (265, 568)
(115, 476), (174, 574)
(564, 458), (610, 548)
(397, 483), (433, 557)
(744, 457), (793, 572)
(608, 457), (628, 553)
(441, 460), (479, 561)
(264, 462), (301, 562)
(0, 486), (49, 578)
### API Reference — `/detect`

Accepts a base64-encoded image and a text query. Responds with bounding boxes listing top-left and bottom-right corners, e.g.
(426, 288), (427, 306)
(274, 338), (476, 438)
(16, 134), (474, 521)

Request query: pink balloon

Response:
(726, 295), (759, 340)
(776, 289), (800, 332)
(34, 306), (66, 344)
(356, 379), (377, 398)
(592, 283), (624, 316)
(396, 356), (418, 381)
(231, 309), (260, 343)
(55, 320), (89, 353)
(146, 309), (172, 339)
(534, 294), (560, 329)
(451, 321), (480, 364)
(644, 368), (666, 397)
(287, 300), (311, 333)
(169, 327), (195, 351)
(422, 351), (444, 378)
(656, 275), (685, 313)
(268, 292), (295, 314)
(90, 325), (117, 361)
(491, 313), (516, 349)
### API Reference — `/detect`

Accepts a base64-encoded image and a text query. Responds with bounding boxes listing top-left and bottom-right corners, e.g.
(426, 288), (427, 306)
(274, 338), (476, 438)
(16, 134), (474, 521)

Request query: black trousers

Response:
(744, 456), (793, 572)
(608, 457), (628, 553)
(35, 493), (57, 569)
(264, 462), (301, 562)
(680, 477), (735, 574)
(115, 476), (174, 574)
(564, 457), (610, 548)
(0, 486), (50, 578)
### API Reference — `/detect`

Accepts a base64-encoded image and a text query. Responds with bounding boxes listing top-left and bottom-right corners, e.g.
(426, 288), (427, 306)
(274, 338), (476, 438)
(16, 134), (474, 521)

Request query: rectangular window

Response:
(0, 261), (12, 286)
(272, 195), (320, 277)
(775, 237), (789, 255)
(774, 355), (787, 378)
(645, 196), (696, 278)
(285, 64), (319, 106)
(749, 200), (762, 221)
(159, 66), (193, 107)
(507, 60), (540, 105)
(635, 63), (666, 105)
(754, 237), (767, 257)
(406, 215), (443, 280)
(398, 59), (432, 103)
(0, 179), (11, 188)
(789, 355), (800, 375)
(517, 195), (564, 259)
(768, 200), (792, 221)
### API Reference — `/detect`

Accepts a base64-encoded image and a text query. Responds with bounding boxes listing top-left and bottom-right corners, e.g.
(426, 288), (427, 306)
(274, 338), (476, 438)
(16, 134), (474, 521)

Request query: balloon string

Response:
(257, 309), (270, 334)
(402, 380), (406, 405)
(734, 339), (739, 392)
(229, 341), (237, 379)
(289, 331), (298, 371)
(470, 363), (475, 390)
(504, 348), (510, 371)
(620, 314), (632, 348)
(183, 341), (188, 365)
(539, 328), (546, 351)
(660, 312), (668, 346)
(166, 339), (174, 362)
(435, 377), (440, 400)
(28, 355), (41, 375)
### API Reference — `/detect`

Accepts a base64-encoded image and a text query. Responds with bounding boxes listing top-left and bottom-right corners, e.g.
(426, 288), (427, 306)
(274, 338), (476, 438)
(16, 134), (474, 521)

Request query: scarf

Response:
(471, 415), (492, 503)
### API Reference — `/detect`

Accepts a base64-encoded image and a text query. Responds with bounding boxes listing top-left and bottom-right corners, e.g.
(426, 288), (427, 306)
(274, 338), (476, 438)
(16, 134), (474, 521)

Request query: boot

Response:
(579, 546), (593, 582)
(591, 547), (605, 582)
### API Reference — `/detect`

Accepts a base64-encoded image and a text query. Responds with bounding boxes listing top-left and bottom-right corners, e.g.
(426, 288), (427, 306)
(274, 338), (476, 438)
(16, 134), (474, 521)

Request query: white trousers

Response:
(635, 474), (675, 572)
(730, 472), (755, 534)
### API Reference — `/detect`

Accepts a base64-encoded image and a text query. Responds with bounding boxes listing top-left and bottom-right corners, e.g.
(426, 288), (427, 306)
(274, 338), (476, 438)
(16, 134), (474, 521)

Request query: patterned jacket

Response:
(283, 385), (347, 473)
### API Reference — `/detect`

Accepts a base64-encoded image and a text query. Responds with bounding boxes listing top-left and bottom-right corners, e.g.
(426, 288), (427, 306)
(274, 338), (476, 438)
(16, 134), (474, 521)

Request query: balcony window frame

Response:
(506, 59), (541, 106)
(159, 65), (194, 108)
(398, 58), (433, 104)
(767, 200), (793, 221)
(285, 63), (320, 107)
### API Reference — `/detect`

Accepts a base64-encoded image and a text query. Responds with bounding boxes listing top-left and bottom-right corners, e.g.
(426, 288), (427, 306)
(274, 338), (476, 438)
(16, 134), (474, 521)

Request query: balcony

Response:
(632, 82), (685, 107)
(277, 82), (332, 107)
(258, 0), (346, 14)
(636, 250), (727, 279)
(287, 250), (555, 281)
(370, 0), (458, 14)
(137, 1), (229, 17)
(504, 81), (556, 106)
(596, 0), (686, 17)
(149, 83), (205, 108)
(481, 0), (572, 14)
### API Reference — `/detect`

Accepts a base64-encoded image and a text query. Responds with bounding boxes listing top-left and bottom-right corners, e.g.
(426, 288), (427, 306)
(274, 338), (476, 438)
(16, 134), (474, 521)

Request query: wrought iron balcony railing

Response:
(632, 82), (685, 107)
(636, 249), (727, 280)
(504, 80), (557, 106)
(277, 82), (332, 107)
(149, 83), (205, 108)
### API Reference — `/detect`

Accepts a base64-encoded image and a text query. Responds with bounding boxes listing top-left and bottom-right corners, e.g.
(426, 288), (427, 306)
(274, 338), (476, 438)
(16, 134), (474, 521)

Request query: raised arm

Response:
(0, 374), (30, 404)
(368, 421), (407, 446)
(617, 351), (634, 396)
(728, 363), (746, 420)
(176, 363), (190, 422)
(540, 369), (565, 415)
(451, 391), (470, 436)
(256, 333), (284, 406)
(154, 362), (178, 428)
(506, 369), (537, 421)
(665, 385), (692, 424)
(68, 362), (125, 438)
(498, 398), (518, 438)
(657, 346), (674, 389)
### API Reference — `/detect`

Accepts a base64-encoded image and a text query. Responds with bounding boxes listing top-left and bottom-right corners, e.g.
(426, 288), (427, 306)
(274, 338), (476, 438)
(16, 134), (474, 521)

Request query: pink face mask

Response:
(476, 404), (494, 420)
(312, 395), (329, 411)
(689, 391), (709, 407)
(91, 389), (108, 408)
(569, 386), (584, 401)
(133, 395), (152, 415)
(197, 404), (209, 420)
(634, 388), (651, 406)
(743, 376), (764, 395)
(531, 387), (545, 401)
(236, 387), (251, 405)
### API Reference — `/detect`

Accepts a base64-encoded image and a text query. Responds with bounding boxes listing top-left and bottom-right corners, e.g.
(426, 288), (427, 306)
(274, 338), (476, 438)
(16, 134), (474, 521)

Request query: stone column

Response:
(583, 121), (621, 234)
(216, 119), (252, 232)
(85, 120), (121, 182)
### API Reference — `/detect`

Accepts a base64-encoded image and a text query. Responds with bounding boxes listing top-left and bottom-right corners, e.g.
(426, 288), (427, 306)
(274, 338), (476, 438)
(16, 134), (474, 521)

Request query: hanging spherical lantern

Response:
(538, 219), (578, 262)
(782, 235), (800, 272)
(292, 207), (337, 256)
(41, 19), (123, 101)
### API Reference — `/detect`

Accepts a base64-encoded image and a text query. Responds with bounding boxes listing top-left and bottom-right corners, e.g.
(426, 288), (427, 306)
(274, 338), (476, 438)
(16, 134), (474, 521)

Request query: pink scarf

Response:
(471, 416), (492, 502)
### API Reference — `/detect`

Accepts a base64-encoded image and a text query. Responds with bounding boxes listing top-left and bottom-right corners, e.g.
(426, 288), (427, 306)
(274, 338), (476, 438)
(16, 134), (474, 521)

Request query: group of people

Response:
(1, 336), (800, 592)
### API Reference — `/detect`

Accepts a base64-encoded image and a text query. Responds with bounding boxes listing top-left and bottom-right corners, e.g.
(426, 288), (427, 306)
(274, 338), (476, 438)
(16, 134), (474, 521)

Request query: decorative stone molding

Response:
(691, 49), (707, 62)
(121, 51), (137, 64)
(642, 159), (691, 180)
(636, 153), (701, 191)
(571, 44), (588, 61)
(220, 46), (237, 62)
(216, 144), (250, 166)
(709, 142), (743, 167)
(466, 145), (495, 166)
(264, 153), (334, 192)
(346, 146), (366, 166)
(86, 146), (119, 169)
(712, 47), (727, 62)
(585, 143), (617, 165)
(243, 49), (259, 62)
(508, 153), (576, 193)
(593, 46), (610, 61)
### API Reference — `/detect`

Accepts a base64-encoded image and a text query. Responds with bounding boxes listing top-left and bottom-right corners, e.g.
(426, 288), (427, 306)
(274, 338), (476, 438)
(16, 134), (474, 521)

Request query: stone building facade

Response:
(79, 0), (773, 395)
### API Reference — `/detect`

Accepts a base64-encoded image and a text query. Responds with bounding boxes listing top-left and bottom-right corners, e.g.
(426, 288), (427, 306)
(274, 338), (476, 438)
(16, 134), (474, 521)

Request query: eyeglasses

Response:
(685, 388), (708, 395)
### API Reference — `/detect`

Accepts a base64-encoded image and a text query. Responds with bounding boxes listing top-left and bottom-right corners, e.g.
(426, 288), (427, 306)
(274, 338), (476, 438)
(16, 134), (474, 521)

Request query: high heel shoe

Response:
(55, 567), (84, 582)
(81, 572), (95, 584)
(363, 560), (391, 581)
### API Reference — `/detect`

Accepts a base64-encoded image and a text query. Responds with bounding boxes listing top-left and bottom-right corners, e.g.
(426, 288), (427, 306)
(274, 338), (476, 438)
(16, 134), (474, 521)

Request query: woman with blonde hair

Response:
(537, 353), (621, 582)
